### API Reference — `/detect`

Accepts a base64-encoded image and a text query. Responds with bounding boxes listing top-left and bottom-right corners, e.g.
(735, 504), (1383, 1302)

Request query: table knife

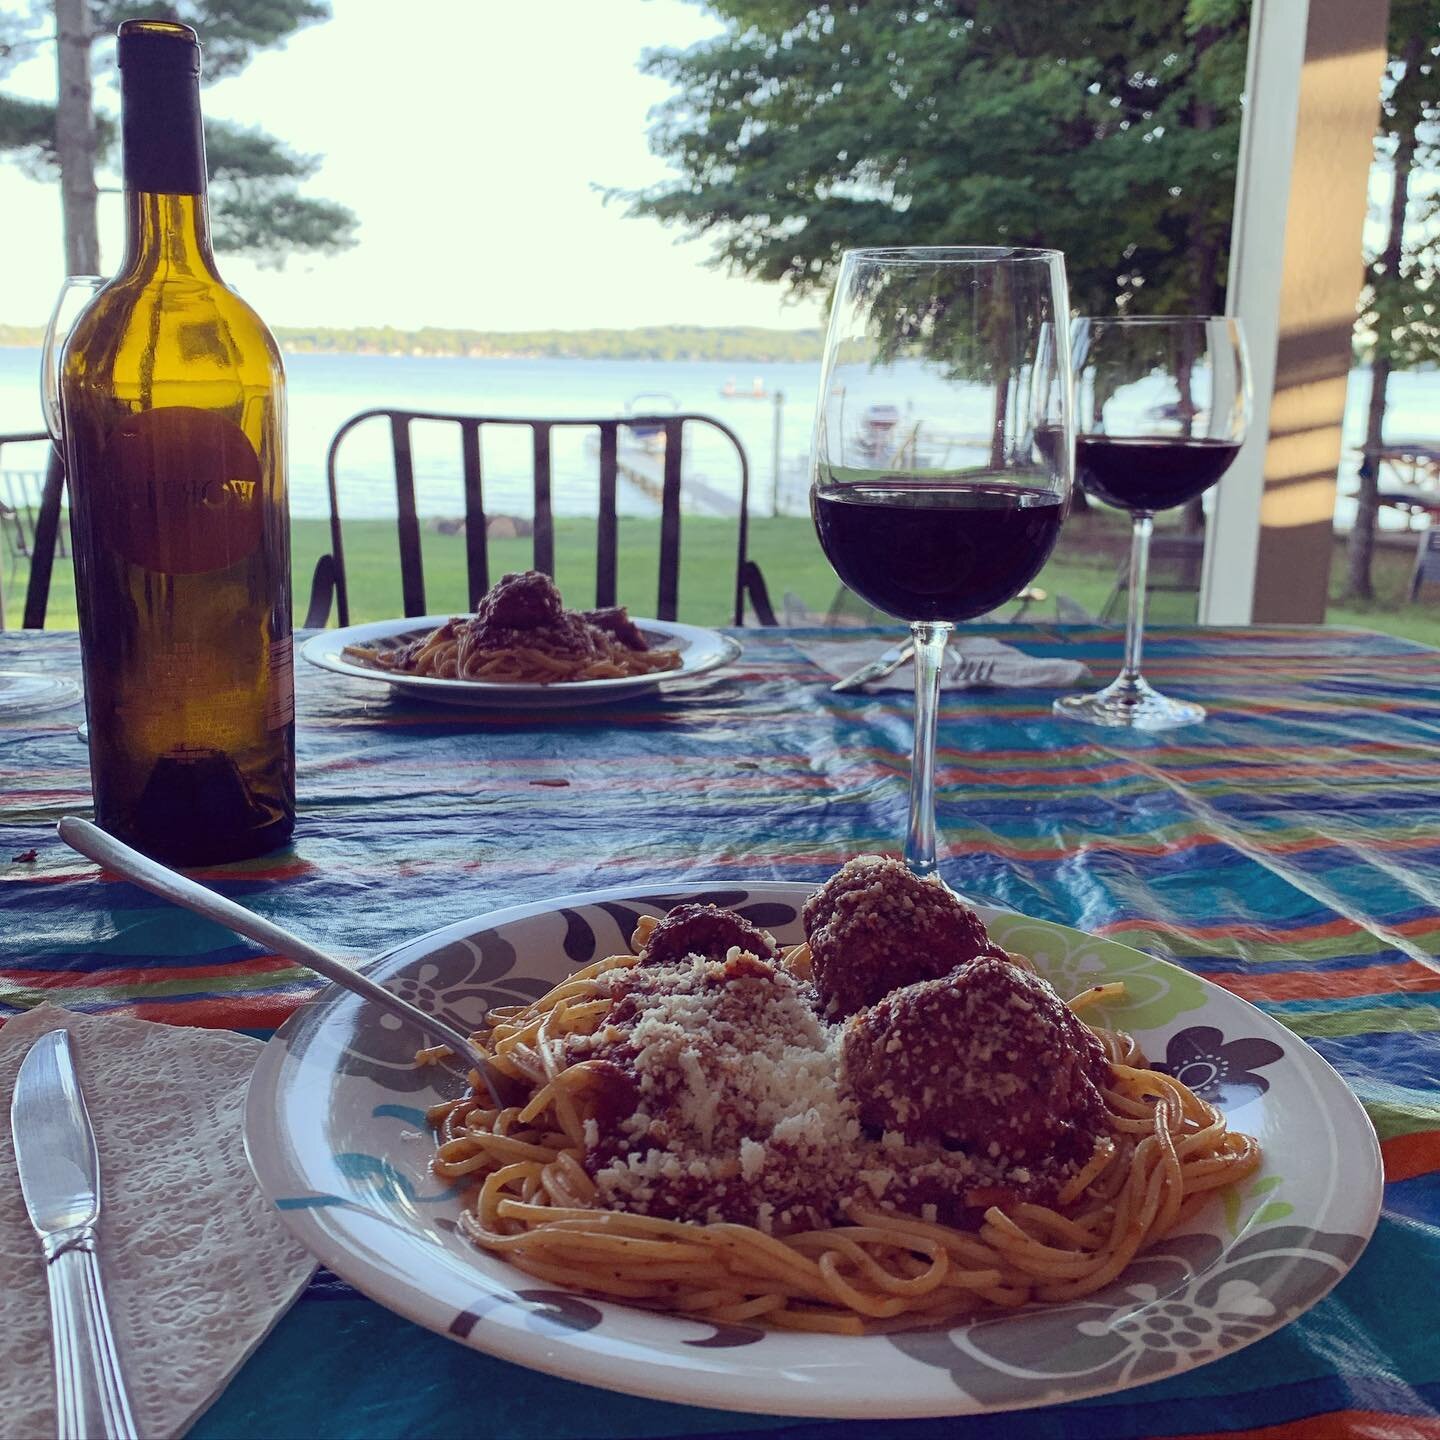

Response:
(830, 639), (915, 693)
(11, 1030), (138, 1440)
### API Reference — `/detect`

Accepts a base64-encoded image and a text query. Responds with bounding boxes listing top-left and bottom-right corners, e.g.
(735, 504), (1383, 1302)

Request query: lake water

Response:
(1, 345), (1434, 528)
(0, 347), (821, 521)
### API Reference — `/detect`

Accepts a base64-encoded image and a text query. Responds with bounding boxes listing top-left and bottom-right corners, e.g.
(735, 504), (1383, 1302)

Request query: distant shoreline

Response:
(0, 323), (824, 364)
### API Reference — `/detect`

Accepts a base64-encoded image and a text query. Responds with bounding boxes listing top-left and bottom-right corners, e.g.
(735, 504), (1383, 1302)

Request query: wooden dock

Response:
(614, 445), (739, 517)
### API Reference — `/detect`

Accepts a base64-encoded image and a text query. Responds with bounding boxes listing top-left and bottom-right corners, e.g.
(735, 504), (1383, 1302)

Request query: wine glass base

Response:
(0, 671), (83, 717)
(1053, 676), (1205, 731)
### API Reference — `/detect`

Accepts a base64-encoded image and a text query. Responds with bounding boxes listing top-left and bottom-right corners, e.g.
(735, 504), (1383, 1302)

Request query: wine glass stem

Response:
(904, 620), (951, 877)
(1120, 512), (1154, 691)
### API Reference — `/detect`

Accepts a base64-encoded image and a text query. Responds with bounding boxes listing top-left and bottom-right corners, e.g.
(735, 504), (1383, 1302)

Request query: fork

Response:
(949, 655), (998, 688)
(835, 649), (999, 693)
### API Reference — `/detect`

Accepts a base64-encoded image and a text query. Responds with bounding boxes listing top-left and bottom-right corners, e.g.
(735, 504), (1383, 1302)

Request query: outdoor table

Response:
(2, 623), (1437, 1440)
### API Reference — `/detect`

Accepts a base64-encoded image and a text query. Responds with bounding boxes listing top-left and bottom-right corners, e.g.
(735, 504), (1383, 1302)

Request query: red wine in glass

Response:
(1077, 436), (1242, 513)
(812, 478), (1065, 622)
(1054, 313), (1250, 732)
(810, 246), (1073, 876)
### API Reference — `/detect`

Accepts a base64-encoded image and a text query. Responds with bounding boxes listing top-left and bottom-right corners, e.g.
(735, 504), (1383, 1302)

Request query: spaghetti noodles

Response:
(426, 876), (1261, 1335)
(344, 570), (681, 685)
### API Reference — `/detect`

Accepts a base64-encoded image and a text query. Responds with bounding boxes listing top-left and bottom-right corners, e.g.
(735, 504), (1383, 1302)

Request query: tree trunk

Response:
(1175, 340), (1204, 534)
(1349, 356), (1391, 599)
(54, 0), (100, 275)
(990, 363), (1011, 469)
(1176, 32), (1226, 539)
(1182, 203), (1223, 536)
(1346, 67), (1418, 600)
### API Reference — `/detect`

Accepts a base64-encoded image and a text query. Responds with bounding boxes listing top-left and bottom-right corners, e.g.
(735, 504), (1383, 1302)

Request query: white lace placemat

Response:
(0, 1005), (317, 1440)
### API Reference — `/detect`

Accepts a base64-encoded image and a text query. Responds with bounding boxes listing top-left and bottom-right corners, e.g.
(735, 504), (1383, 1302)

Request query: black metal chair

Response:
(1099, 533), (1206, 623)
(817, 583), (1049, 627)
(304, 409), (778, 629)
(1409, 527), (1440, 602)
(0, 432), (66, 630)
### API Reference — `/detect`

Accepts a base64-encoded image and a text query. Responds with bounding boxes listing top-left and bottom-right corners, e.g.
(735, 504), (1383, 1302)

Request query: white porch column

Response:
(1201, 0), (1389, 625)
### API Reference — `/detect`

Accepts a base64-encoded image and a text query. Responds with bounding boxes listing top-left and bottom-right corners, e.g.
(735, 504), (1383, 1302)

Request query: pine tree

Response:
(0, 0), (356, 274)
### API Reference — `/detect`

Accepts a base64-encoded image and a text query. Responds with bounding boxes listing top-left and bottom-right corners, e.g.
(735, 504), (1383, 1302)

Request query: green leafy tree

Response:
(1346, 0), (1440, 600)
(0, 0), (356, 276)
(622, 0), (1246, 523)
(624, 1), (1247, 315)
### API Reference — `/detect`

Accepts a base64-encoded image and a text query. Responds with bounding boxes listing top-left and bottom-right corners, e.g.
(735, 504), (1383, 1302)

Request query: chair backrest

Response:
(313, 408), (776, 628)
(1149, 534), (1207, 589)
(1410, 526), (1440, 602)
(1099, 533), (1206, 623)
(0, 432), (65, 631)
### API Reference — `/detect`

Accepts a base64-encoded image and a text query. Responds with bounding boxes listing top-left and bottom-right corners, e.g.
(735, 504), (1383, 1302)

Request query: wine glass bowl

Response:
(1054, 316), (1249, 731)
(810, 246), (1073, 874)
(0, 277), (104, 717)
(41, 275), (106, 443)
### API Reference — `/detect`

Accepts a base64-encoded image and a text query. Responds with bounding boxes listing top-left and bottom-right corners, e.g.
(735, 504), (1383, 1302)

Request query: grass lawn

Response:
(8, 507), (1440, 647)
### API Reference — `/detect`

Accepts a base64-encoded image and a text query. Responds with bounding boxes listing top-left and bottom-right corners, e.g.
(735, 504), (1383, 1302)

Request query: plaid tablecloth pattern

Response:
(2, 624), (1437, 1440)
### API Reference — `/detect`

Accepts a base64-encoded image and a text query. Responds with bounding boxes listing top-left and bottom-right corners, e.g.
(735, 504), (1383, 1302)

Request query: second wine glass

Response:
(42, 275), (107, 441)
(1053, 316), (1249, 731)
(0, 276), (104, 717)
(811, 246), (1073, 876)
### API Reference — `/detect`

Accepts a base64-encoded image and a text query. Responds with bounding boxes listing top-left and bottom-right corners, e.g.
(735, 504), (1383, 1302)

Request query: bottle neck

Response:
(121, 191), (221, 281)
(118, 26), (214, 280)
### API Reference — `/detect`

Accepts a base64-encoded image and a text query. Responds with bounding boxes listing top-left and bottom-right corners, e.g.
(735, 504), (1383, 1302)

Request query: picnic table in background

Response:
(1, 623), (1437, 1440)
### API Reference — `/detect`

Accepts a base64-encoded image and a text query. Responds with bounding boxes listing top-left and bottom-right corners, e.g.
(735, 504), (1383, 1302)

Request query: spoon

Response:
(57, 816), (506, 1107)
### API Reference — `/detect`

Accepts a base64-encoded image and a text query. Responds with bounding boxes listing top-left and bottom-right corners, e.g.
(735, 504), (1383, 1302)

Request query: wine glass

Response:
(811, 247), (1073, 876)
(42, 275), (106, 441)
(1053, 316), (1250, 731)
(0, 278), (103, 717)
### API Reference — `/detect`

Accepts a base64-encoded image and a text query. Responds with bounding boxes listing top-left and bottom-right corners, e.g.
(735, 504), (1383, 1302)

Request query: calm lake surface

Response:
(1, 346), (1433, 529)
(0, 348), (820, 520)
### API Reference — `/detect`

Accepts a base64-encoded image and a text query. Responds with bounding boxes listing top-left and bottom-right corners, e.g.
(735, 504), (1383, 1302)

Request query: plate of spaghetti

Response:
(300, 570), (741, 707)
(244, 860), (1381, 1419)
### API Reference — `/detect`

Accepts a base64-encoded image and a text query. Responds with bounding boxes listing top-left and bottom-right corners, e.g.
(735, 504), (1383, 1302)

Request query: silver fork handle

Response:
(57, 816), (505, 1108)
(44, 1229), (138, 1440)
(830, 641), (914, 693)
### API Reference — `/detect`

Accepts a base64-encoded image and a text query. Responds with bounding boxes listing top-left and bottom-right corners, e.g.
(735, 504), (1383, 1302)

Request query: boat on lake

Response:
(623, 391), (679, 452)
(719, 376), (768, 400)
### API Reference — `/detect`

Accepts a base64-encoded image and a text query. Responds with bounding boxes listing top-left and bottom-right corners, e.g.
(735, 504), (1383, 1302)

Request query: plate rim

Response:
(298, 614), (742, 697)
(244, 879), (1384, 1419)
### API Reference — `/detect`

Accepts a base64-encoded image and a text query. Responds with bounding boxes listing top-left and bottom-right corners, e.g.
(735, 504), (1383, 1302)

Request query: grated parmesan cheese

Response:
(563, 949), (1038, 1233)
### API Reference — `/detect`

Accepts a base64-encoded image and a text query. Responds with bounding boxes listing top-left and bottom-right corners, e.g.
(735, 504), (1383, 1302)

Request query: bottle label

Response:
(266, 635), (295, 730)
(104, 407), (264, 573)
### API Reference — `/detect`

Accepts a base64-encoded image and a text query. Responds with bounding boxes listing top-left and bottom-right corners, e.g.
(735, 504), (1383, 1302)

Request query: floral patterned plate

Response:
(243, 883), (1382, 1419)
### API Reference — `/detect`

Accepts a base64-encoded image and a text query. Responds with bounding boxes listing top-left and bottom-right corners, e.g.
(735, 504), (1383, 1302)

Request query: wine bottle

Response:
(60, 19), (294, 864)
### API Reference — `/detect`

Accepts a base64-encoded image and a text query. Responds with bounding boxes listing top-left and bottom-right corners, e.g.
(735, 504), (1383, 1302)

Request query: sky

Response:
(0, 0), (827, 333)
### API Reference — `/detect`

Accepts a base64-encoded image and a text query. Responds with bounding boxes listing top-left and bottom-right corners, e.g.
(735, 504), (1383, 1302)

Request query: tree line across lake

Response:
(0, 322), (824, 363)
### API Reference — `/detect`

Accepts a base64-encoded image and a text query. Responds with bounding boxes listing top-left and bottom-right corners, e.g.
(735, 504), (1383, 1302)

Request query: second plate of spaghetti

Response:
(301, 615), (741, 707)
(244, 878), (1381, 1420)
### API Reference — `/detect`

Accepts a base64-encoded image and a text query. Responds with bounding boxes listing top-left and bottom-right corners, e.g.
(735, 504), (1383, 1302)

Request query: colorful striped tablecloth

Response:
(2, 624), (1437, 1440)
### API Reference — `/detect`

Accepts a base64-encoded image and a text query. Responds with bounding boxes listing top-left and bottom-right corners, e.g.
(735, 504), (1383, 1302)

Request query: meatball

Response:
(476, 570), (564, 630)
(463, 607), (601, 663)
(565, 950), (836, 1229)
(841, 955), (1111, 1166)
(802, 855), (999, 1018)
(638, 902), (778, 967)
(582, 606), (648, 652)
(529, 611), (604, 659)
